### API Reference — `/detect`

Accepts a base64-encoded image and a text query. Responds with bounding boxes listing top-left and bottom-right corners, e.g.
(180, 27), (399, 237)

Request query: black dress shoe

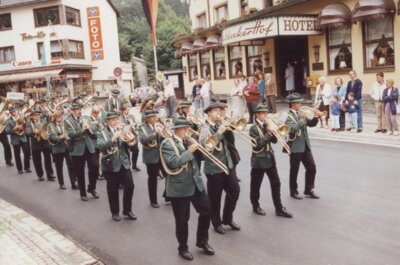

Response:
(6, 162), (14, 166)
(38, 177), (45, 181)
(71, 184), (79, 190)
(357, 128), (362, 133)
(290, 192), (303, 200)
(346, 127), (352, 131)
(97, 175), (105, 181)
(304, 190), (320, 199)
(382, 129), (387, 133)
(89, 190), (99, 199)
(112, 214), (121, 221)
(47, 176), (56, 181)
(132, 167), (141, 172)
(60, 185), (67, 190)
(375, 129), (382, 133)
(81, 196), (88, 201)
(25, 169), (32, 173)
(276, 207), (293, 218)
(339, 128), (345, 131)
(123, 212), (137, 220)
(253, 207), (266, 216)
(222, 220), (241, 231)
(179, 250), (193, 261)
(196, 242), (215, 255)
(18, 171), (23, 174)
(214, 225), (225, 234)
(151, 203), (160, 208)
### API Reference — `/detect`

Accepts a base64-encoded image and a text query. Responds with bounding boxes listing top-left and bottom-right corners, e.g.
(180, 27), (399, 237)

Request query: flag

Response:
(42, 23), (52, 65)
(141, 0), (159, 46)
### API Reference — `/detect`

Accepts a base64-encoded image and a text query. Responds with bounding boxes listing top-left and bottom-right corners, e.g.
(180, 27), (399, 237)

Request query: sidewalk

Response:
(0, 198), (102, 265)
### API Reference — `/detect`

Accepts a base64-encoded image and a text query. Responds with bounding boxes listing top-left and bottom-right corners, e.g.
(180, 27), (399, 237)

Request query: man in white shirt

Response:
(164, 80), (176, 118)
(370, 72), (387, 133)
(199, 79), (210, 109)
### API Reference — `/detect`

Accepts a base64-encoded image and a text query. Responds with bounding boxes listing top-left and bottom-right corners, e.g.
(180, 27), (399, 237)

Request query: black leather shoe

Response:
(304, 190), (320, 199)
(81, 196), (88, 201)
(38, 177), (45, 181)
(276, 207), (293, 218)
(357, 128), (362, 133)
(6, 162), (14, 166)
(222, 221), (241, 231)
(71, 184), (79, 190)
(47, 176), (56, 181)
(18, 171), (23, 174)
(132, 167), (141, 172)
(196, 242), (215, 255)
(151, 203), (160, 208)
(339, 128), (345, 131)
(179, 250), (193, 261)
(97, 175), (105, 181)
(375, 129), (382, 133)
(214, 225), (225, 234)
(112, 214), (121, 221)
(382, 129), (387, 133)
(60, 185), (66, 190)
(253, 207), (266, 216)
(89, 190), (99, 199)
(290, 192), (303, 200)
(123, 212), (137, 220)
(25, 169), (32, 173)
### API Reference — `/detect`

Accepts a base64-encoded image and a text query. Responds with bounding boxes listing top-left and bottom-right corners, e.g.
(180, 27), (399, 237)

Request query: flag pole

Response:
(153, 44), (158, 73)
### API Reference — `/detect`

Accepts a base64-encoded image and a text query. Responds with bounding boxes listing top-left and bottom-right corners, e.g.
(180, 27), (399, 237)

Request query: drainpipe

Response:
(207, 0), (211, 27)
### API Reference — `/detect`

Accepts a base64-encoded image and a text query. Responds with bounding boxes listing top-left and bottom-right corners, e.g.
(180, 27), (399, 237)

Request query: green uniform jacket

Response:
(161, 137), (205, 198)
(5, 117), (27, 145)
(97, 126), (131, 172)
(47, 122), (67, 154)
(249, 121), (277, 169)
(138, 123), (163, 164)
(103, 98), (123, 112)
(64, 115), (96, 156)
(82, 116), (105, 149)
(26, 120), (50, 151)
(285, 110), (318, 154)
(199, 123), (233, 175)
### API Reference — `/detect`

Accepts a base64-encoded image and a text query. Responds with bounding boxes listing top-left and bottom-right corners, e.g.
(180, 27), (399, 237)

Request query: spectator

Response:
(164, 80), (176, 117)
(332, 77), (347, 131)
(199, 79), (210, 112)
(264, 73), (277, 113)
(239, 74), (247, 91)
(285, 61), (295, 95)
(257, 71), (265, 103)
(192, 79), (203, 116)
(205, 76), (213, 98)
(314, 77), (331, 128)
(346, 70), (363, 132)
(344, 92), (359, 133)
(330, 96), (341, 132)
(382, 79), (399, 136)
(370, 72), (387, 133)
(230, 80), (246, 119)
(243, 76), (259, 123)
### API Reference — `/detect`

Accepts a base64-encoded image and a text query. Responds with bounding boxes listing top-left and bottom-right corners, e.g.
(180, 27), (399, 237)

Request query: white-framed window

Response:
(327, 26), (352, 72)
(0, 46), (15, 63)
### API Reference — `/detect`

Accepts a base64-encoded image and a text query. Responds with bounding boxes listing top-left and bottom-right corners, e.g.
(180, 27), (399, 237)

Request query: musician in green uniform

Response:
(120, 103), (140, 171)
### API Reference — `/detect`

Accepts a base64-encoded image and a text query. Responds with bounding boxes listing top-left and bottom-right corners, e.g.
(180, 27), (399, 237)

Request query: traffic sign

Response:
(113, 67), (123, 77)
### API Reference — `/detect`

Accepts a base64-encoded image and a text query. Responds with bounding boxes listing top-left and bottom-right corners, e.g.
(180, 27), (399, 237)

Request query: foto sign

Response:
(7, 92), (24, 100)
(87, 6), (104, 60)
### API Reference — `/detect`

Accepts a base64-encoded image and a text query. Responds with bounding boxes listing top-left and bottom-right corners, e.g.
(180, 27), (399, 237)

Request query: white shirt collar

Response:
(206, 119), (216, 127)
(256, 119), (264, 127)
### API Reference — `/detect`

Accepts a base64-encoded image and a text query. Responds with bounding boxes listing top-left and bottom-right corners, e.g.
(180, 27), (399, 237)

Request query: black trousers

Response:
(129, 144), (139, 169)
(94, 148), (100, 176)
(104, 167), (134, 215)
(0, 131), (12, 164)
(206, 169), (240, 227)
(339, 110), (346, 129)
(12, 141), (30, 172)
(289, 148), (316, 194)
(32, 148), (54, 179)
(146, 162), (162, 204)
(246, 103), (257, 123)
(170, 189), (211, 252)
(71, 147), (97, 197)
(26, 136), (31, 157)
(52, 151), (75, 186)
(250, 166), (283, 210)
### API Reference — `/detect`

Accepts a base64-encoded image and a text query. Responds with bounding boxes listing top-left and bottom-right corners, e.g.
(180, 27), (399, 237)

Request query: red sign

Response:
(113, 67), (123, 77)
(87, 7), (104, 60)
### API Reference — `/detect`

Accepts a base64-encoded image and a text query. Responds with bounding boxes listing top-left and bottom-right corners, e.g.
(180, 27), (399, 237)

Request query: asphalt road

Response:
(0, 138), (399, 265)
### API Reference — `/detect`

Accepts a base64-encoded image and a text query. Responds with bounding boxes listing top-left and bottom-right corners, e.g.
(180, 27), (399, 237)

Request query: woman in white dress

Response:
(285, 62), (295, 94)
(230, 80), (246, 119)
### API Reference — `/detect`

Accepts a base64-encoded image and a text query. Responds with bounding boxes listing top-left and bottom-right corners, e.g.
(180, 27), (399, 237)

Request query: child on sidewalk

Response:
(345, 92), (359, 133)
(330, 95), (341, 132)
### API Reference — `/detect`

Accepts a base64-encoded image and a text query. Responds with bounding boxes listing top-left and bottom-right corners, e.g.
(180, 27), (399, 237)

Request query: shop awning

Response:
(352, 0), (396, 22)
(180, 42), (193, 55)
(0, 69), (61, 83)
(316, 3), (352, 29)
(192, 39), (206, 52)
(205, 35), (222, 49)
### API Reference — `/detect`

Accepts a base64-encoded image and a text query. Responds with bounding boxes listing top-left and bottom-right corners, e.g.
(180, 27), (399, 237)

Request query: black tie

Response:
(183, 140), (188, 149)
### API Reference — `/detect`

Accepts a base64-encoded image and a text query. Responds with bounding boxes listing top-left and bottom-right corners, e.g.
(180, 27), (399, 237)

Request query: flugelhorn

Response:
(220, 114), (256, 147)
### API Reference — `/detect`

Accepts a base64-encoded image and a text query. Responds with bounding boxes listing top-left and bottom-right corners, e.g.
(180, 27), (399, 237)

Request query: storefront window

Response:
(37, 41), (64, 59)
(229, 46), (243, 78)
(200, 51), (211, 78)
(0, 13), (12, 30)
(327, 26), (352, 72)
(34, 6), (60, 27)
(68, 40), (84, 59)
(66, 7), (81, 27)
(197, 13), (207, 28)
(364, 17), (394, 69)
(215, 4), (228, 22)
(213, 47), (226, 79)
(0, 46), (15, 63)
(188, 54), (198, 81)
(247, 46), (263, 76)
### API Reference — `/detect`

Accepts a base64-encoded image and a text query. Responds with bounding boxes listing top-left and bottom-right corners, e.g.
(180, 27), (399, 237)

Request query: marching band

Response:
(0, 90), (321, 261)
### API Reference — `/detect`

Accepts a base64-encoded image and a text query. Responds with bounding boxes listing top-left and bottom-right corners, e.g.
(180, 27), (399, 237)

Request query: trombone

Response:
(187, 113), (204, 126)
(185, 133), (229, 175)
(220, 114), (256, 147)
(299, 106), (327, 120)
(266, 118), (291, 155)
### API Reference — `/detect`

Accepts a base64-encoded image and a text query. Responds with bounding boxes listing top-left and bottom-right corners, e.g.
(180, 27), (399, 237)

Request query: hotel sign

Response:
(87, 6), (104, 60)
(221, 16), (321, 45)
(221, 18), (278, 46)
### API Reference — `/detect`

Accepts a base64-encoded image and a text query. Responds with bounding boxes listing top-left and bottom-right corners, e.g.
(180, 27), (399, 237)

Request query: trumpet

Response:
(265, 118), (291, 155)
(187, 113), (204, 126)
(220, 114), (256, 147)
(185, 133), (229, 175)
(299, 106), (327, 120)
